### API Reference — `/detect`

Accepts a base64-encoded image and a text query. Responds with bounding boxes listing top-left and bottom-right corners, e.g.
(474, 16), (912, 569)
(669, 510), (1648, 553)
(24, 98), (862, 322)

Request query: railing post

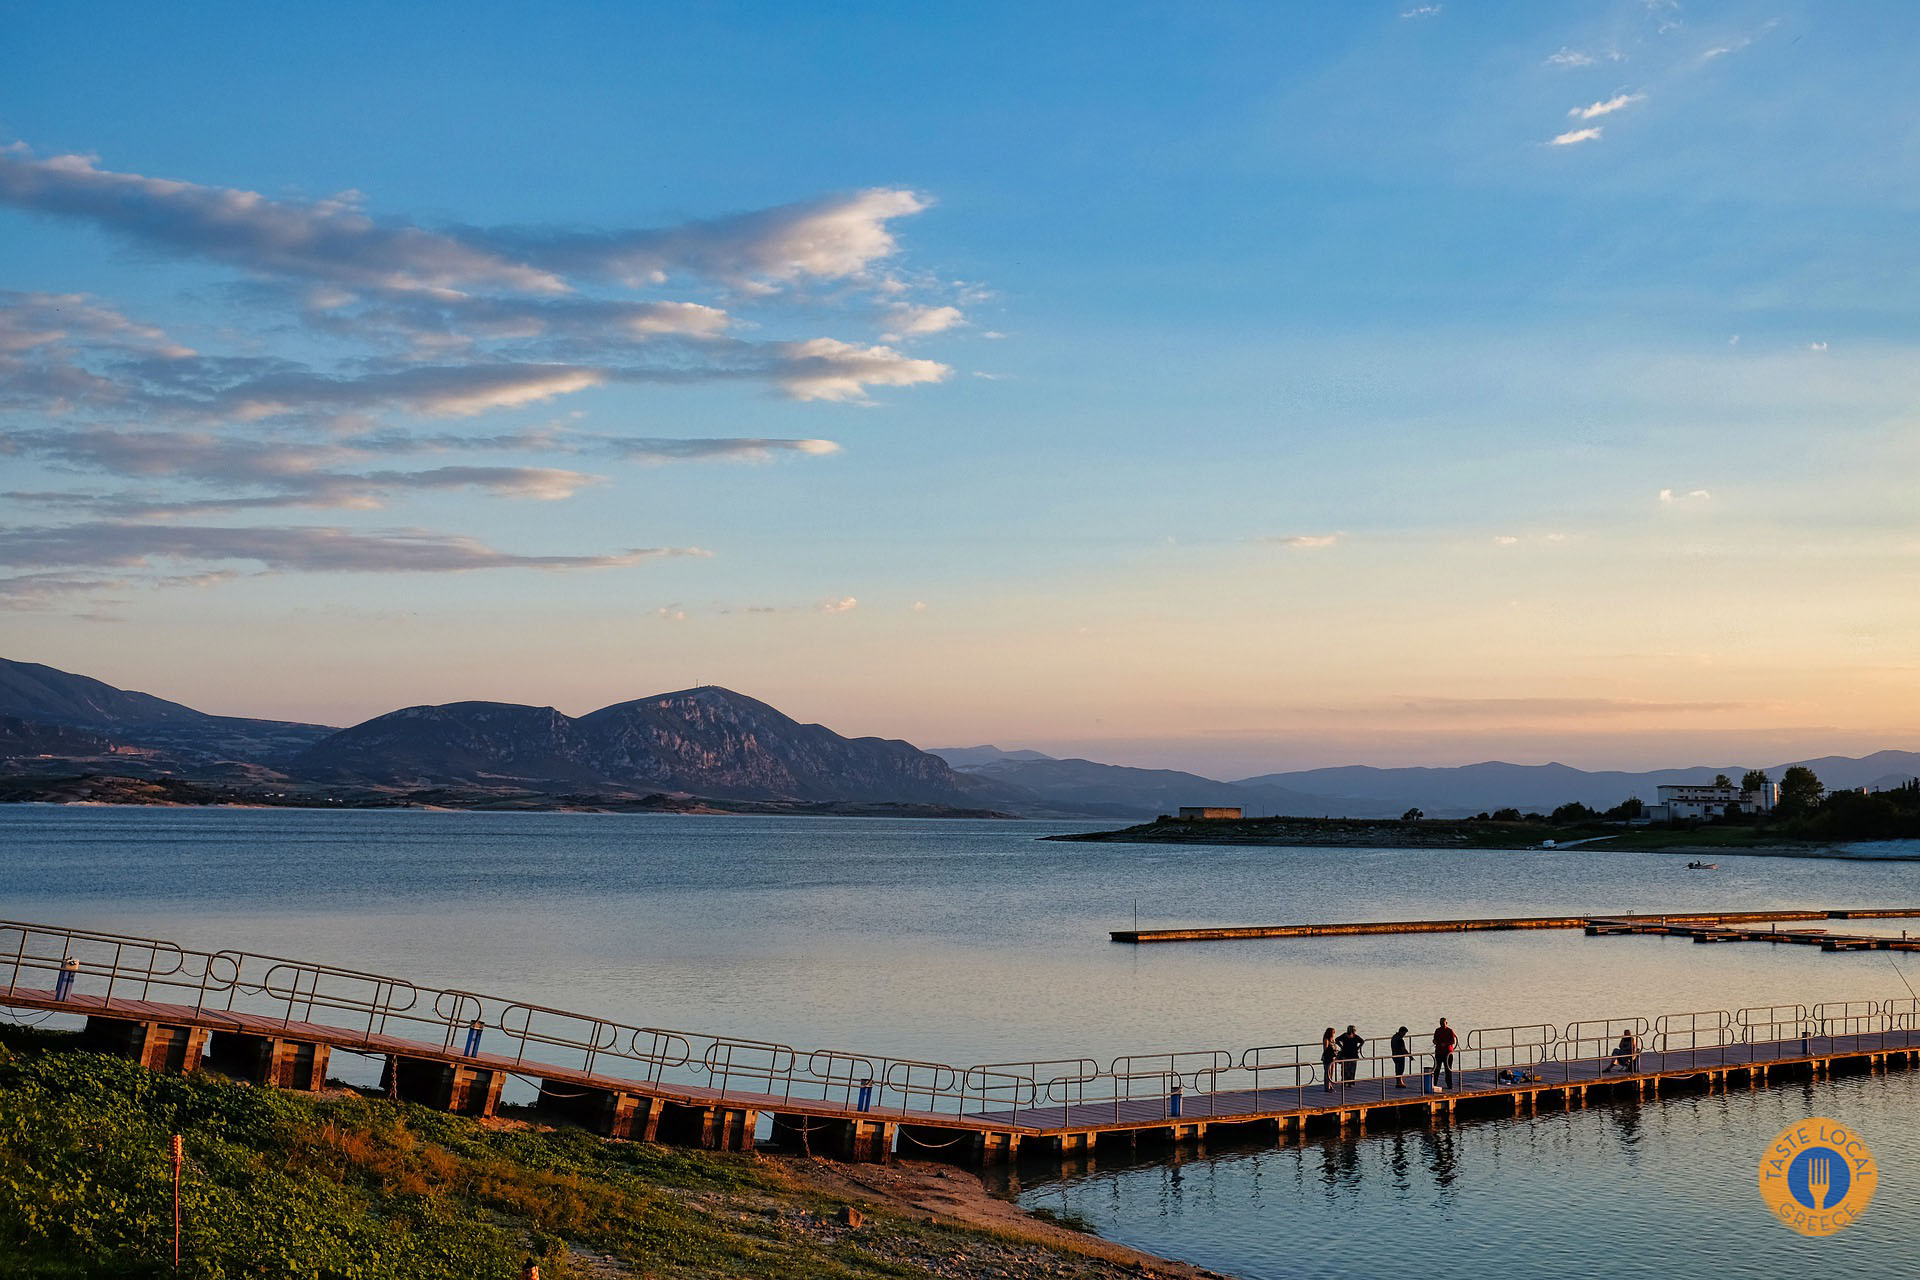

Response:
(104, 939), (123, 1005)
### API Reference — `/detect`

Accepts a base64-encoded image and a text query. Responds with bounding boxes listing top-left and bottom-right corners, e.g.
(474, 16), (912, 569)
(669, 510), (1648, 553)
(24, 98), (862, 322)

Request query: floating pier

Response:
(1582, 917), (1920, 951)
(1110, 907), (1920, 944)
(6, 918), (1920, 1169)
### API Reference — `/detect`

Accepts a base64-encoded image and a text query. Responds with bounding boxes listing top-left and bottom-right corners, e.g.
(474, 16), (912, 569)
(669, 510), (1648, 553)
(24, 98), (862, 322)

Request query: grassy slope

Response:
(0, 1030), (1157, 1280)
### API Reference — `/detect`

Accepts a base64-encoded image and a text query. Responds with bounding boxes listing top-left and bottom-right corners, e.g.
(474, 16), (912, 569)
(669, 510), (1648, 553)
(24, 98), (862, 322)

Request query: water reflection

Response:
(8, 808), (1920, 1278)
(1423, 1125), (1459, 1195)
(1318, 1136), (1362, 1193)
(1385, 1129), (1412, 1193)
(1017, 1074), (1920, 1280)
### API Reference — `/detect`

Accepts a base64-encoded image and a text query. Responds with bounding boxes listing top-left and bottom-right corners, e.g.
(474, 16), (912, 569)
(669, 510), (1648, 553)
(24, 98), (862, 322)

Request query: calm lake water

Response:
(4, 805), (1918, 1277)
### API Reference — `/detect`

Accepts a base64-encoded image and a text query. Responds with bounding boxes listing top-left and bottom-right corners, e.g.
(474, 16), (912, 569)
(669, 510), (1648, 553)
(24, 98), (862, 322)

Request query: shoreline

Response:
(1046, 816), (1920, 859)
(778, 1154), (1224, 1279)
(0, 773), (1018, 819)
(0, 1026), (1222, 1279)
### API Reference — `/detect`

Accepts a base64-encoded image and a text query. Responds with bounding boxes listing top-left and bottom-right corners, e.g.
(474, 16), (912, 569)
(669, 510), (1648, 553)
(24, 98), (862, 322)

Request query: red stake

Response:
(171, 1133), (182, 1269)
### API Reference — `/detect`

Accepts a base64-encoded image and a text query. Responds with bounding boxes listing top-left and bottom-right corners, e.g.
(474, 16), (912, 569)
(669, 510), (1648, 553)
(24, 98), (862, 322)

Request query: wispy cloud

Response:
(1658, 487), (1712, 503)
(1545, 48), (1596, 67)
(0, 143), (970, 600)
(882, 303), (964, 340)
(492, 187), (932, 290)
(0, 291), (193, 358)
(1569, 92), (1645, 120)
(708, 594), (863, 619)
(0, 145), (932, 297)
(1386, 696), (1749, 719)
(1551, 126), (1605, 146)
(0, 145), (565, 296)
(1400, 4), (1442, 17)
(603, 437), (841, 464)
(0, 522), (709, 577)
(772, 338), (949, 402)
(1263, 533), (1343, 549)
(1698, 20), (1777, 64)
(1, 424), (844, 518)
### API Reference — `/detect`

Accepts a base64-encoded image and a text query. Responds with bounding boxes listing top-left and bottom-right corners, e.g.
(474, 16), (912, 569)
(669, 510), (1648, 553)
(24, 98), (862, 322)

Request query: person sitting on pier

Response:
(1335, 1025), (1366, 1082)
(1432, 1018), (1457, 1090)
(1391, 1026), (1410, 1088)
(1603, 1030), (1639, 1074)
(1321, 1027), (1337, 1092)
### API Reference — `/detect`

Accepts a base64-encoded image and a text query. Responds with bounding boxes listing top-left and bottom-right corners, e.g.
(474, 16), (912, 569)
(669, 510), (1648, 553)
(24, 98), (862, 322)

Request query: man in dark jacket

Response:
(1390, 1026), (1411, 1088)
(1335, 1025), (1366, 1082)
(1432, 1018), (1458, 1089)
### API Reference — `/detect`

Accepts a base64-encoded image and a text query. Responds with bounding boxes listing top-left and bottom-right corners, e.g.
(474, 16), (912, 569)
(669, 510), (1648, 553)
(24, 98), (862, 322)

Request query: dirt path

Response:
(776, 1155), (1229, 1279)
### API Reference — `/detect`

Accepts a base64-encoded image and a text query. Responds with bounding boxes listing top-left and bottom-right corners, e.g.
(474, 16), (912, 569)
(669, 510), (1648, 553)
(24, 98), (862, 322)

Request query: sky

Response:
(2, 0), (1917, 776)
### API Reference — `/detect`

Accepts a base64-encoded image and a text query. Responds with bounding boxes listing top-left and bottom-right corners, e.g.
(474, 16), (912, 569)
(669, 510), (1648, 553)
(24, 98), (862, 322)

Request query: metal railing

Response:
(6, 917), (1919, 1130)
(1737, 1004), (1808, 1045)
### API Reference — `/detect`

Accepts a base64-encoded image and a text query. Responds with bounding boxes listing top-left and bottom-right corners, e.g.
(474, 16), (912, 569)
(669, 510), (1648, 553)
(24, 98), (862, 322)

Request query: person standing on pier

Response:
(1391, 1026), (1411, 1088)
(1336, 1025), (1365, 1082)
(54, 954), (79, 1001)
(1321, 1027), (1337, 1092)
(1432, 1018), (1457, 1090)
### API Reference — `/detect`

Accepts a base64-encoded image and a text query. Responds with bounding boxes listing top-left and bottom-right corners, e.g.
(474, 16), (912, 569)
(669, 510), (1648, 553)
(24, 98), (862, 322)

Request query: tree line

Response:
(1504, 767), (1920, 841)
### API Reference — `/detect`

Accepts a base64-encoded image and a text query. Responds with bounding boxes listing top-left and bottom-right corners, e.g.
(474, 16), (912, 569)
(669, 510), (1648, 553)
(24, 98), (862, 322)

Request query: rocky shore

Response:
(0, 772), (1016, 818)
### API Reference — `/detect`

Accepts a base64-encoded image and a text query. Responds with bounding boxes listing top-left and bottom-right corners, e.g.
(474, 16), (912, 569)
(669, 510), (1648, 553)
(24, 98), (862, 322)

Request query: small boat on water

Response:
(1686, 860), (1719, 870)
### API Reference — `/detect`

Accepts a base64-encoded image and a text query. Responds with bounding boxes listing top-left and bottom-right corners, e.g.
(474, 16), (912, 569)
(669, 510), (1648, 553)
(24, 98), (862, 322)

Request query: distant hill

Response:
(948, 755), (1383, 820)
(0, 715), (124, 766)
(928, 745), (1057, 768)
(0, 658), (335, 764)
(1234, 753), (1920, 818)
(295, 686), (1005, 806)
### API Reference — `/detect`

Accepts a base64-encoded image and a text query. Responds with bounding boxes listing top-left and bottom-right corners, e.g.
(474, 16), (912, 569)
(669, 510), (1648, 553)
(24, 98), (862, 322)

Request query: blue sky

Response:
(3, 1), (1916, 773)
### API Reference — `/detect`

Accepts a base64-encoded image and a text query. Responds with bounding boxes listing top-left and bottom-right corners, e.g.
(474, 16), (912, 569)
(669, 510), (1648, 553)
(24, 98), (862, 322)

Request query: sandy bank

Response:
(778, 1155), (1227, 1279)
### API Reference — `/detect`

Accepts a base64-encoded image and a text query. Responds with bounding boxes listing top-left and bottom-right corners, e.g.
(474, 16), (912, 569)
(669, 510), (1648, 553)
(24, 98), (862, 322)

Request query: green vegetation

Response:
(0, 1029), (1135, 1280)
(1061, 774), (1920, 851)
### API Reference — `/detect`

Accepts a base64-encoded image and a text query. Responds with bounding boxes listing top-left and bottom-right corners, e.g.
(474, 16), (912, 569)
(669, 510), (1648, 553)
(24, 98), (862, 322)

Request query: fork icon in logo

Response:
(1761, 1120), (1876, 1237)
(1806, 1155), (1833, 1210)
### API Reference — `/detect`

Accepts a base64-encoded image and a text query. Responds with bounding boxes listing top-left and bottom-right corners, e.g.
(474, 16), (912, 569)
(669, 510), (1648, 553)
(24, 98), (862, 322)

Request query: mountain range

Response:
(296, 688), (987, 806)
(926, 746), (1920, 820)
(0, 658), (333, 767)
(2, 656), (1915, 819)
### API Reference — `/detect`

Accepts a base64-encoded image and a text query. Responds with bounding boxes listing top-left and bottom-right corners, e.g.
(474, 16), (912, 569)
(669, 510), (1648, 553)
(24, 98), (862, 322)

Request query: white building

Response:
(1644, 780), (1778, 823)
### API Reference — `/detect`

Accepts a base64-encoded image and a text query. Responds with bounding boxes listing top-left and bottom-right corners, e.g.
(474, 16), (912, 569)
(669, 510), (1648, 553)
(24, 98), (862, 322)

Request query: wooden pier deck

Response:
(7, 917), (1920, 1166)
(1584, 917), (1920, 951)
(1111, 907), (1920, 944)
